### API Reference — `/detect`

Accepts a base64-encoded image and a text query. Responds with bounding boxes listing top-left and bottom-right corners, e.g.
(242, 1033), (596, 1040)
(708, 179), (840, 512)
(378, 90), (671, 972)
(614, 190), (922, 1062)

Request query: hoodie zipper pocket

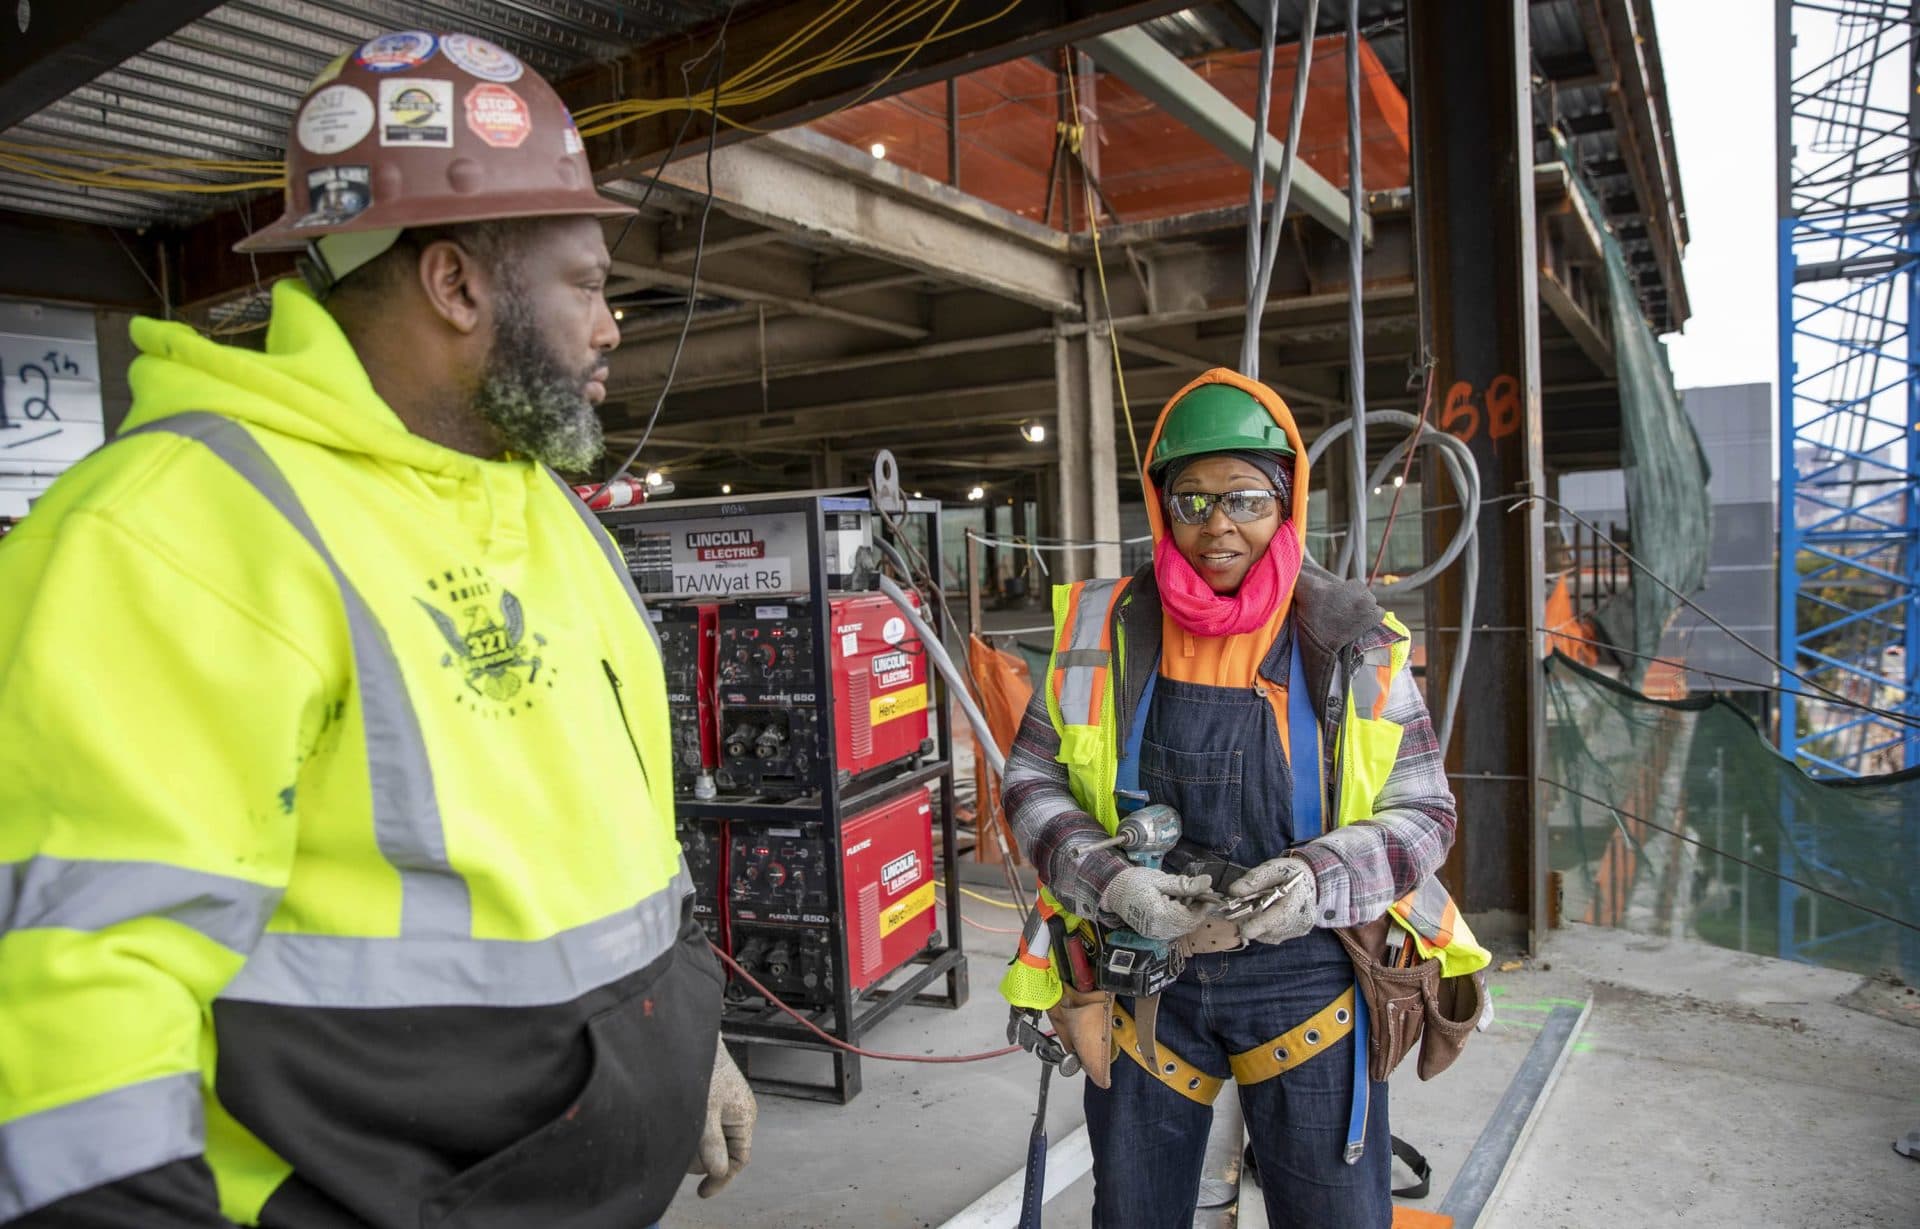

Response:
(602, 659), (654, 795)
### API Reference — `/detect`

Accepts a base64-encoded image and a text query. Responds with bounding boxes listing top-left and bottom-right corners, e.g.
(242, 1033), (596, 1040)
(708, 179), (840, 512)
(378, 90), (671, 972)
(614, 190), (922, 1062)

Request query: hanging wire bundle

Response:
(0, 0), (1020, 196)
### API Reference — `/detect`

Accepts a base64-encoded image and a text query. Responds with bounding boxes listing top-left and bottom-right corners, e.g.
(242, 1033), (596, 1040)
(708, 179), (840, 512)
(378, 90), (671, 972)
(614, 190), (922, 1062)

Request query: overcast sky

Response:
(1649, 0), (1777, 394)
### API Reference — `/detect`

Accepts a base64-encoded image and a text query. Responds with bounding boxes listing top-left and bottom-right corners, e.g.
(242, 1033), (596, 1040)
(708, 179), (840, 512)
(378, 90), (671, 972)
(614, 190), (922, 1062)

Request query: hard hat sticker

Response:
(296, 85), (375, 155)
(294, 166), (371, 229)
(563, 125), (584, 156)
(379, 78), (454, 147)
(465, 84), (532, 149)
(442, 33), (524, 83)
(356, 31), (438, 73)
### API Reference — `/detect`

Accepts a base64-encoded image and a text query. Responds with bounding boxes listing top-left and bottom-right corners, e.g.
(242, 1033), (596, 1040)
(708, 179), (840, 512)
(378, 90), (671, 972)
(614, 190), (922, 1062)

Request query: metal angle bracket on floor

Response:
(1435, 998), (1593, 1229)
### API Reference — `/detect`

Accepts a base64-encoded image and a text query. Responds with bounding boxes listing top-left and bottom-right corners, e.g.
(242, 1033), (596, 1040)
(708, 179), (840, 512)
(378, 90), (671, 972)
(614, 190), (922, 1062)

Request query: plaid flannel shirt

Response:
(1001, 617), (1456, 929)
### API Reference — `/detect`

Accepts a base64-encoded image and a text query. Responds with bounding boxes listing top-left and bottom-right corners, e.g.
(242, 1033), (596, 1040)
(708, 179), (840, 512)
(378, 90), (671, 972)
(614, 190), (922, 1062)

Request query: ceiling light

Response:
(1392, 474), (1405, 488)
(912, 490), (923, 499)
(967, 485), (985, 501)
(645, 470), (665, 488)
(1372, 486), (1383, 496)
(613, 308), (625, 320)
(721, 483), (732, 494)
(1020, 421), (1047, 444)
(870, 142), (887, 159)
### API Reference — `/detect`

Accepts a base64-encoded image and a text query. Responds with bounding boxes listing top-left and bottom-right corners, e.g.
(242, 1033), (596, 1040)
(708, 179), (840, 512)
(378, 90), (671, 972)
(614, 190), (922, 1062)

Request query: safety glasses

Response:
(1165, 488), (1281, 525)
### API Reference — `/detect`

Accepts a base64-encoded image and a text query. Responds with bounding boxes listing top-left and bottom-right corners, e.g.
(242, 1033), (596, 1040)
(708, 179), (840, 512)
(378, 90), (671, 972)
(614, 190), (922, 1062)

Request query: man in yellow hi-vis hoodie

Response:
(0, 34), (752, 1228)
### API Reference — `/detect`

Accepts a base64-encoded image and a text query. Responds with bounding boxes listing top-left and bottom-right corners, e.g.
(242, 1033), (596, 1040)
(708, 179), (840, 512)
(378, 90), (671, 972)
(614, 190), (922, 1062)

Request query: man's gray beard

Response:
(474, 294), (605, 471)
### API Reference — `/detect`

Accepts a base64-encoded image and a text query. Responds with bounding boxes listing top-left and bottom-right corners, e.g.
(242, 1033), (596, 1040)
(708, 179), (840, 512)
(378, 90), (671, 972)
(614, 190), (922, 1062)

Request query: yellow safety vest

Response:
(1001, 578), (1491, 1010)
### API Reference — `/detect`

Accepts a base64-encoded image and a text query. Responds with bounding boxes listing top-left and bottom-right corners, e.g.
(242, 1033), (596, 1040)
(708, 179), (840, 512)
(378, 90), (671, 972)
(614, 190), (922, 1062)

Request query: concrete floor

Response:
(662, 893), (1920, 1229)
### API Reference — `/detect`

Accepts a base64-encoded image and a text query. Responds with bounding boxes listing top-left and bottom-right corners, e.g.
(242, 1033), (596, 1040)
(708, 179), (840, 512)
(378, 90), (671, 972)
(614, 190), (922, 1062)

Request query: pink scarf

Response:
(1153, 527), (1303, 637)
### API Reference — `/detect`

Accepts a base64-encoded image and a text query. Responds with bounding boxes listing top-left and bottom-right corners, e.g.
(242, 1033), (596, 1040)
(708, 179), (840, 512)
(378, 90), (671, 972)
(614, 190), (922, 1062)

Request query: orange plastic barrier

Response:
(967, 634), (1035, 863)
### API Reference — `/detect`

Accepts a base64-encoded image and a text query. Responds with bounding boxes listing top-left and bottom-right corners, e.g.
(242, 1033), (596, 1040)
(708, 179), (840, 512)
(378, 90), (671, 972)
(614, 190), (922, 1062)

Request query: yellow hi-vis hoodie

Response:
(0, 279), (718, 1228)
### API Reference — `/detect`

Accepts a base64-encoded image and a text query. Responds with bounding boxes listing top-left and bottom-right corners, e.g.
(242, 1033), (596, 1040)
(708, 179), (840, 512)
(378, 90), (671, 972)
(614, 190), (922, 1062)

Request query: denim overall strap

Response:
(1287, 630), (1368, 1163)
(1286, 635), (1324, 845)
(1114, 664), (1160, 815)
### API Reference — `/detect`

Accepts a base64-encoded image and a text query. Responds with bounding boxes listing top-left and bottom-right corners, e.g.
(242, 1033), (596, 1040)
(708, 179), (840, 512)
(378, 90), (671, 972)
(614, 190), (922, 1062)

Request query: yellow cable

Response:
(712, 0), (966, 137)
(1063, 63), (1146, 494)
(0, 0), (1021, 194)
(936, 880), (1027, 911)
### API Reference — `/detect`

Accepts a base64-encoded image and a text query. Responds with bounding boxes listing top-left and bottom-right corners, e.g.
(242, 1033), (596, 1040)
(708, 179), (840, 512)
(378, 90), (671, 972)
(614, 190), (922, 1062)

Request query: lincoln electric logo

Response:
(416, 566), (557, 716)
(881, 851), (922, 895)
(871, 651), (913, 687)
(687, 528), (765, 561)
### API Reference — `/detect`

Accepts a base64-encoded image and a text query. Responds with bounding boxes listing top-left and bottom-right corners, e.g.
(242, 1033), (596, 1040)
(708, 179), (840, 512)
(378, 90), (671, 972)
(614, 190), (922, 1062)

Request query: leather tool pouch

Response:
(1416, 963), (1484, 1081)
(1047, 983), (1115, 1089)
(1335, 917), (1480, 1083)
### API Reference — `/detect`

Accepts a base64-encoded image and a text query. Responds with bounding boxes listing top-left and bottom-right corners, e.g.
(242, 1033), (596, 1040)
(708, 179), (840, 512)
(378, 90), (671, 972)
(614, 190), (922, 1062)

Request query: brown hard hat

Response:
(236, 30), (633, 254)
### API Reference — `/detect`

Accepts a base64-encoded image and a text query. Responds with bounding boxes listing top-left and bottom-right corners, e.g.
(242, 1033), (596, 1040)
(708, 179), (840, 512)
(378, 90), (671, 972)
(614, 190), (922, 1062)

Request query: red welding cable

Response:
(710, 943), (1023, 1063)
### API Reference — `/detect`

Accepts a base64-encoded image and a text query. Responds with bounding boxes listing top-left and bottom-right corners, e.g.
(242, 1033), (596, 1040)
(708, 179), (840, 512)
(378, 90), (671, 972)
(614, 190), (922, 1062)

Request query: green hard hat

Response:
(1150, 382), (1295, 475)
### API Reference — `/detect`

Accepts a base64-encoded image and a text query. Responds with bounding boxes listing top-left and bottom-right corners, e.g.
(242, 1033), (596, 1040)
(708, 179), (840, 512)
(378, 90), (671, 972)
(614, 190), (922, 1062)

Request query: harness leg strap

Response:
(1226, 986), (1357, 1085)
(1112, 1004), (1224, 1105)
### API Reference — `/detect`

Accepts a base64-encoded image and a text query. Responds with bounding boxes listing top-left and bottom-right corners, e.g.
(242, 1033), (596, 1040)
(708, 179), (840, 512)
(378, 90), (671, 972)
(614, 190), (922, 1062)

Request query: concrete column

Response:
(1035, 466), (1059, 549)
(1054, 279), (1121, 581)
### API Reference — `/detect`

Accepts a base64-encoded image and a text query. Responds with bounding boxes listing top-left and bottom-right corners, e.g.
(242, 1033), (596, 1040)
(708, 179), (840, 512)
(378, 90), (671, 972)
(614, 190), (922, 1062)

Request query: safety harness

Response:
(1104, 634), (1372, 1162)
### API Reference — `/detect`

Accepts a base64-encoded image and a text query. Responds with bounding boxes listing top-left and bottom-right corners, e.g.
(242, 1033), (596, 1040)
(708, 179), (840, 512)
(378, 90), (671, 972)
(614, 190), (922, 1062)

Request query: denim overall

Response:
(1084, 620), (1392, 1229)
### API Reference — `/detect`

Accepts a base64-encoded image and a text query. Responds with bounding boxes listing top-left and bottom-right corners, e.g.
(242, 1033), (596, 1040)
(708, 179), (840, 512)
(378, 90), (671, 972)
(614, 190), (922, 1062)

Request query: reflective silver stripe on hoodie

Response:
(221, 866), (695, 1009)
(1, 856), (280, 953)
(0, 1074), (203, 1222)
(127, 413), (470, 937)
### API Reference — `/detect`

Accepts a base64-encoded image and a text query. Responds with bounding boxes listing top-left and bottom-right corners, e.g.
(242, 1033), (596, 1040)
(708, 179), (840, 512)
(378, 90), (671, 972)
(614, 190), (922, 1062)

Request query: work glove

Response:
(690, 1038), (756, 1197)
(1097, 866), (1217, 941)
(1226, 856), (1318, 945)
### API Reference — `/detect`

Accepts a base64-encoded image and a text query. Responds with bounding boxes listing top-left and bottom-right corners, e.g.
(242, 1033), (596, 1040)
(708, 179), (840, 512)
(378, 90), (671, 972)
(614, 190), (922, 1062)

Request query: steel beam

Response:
(1410, 0), (1547, 947)
(0, 210), (162, 311)
(633, 135), (1079, 314)
(0, 0), (226, 131)
(108, 1), (1183, 314)
(1080, 26), (1366, 243)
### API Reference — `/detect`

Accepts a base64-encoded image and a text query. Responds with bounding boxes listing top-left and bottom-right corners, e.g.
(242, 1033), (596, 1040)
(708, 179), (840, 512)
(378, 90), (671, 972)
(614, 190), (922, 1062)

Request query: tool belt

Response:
(1336, 914), (1483, 1082)
(1162, 838), (1486, 1083)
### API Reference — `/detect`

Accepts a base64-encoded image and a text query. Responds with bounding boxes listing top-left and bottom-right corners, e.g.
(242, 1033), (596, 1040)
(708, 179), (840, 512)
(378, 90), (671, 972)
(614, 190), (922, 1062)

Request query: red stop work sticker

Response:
(465, 84), (531, 149)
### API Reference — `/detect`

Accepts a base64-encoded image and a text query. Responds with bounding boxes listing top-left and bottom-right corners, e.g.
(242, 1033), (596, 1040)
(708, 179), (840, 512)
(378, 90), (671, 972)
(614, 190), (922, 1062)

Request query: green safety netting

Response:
(1544, 652), (1920, 982)
(1567, 156), (1714, 684)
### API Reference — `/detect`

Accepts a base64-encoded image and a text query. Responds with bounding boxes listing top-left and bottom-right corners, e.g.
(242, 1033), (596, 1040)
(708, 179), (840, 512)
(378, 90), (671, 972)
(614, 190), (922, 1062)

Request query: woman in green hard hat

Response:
(1000, 368), (1485, 1227)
